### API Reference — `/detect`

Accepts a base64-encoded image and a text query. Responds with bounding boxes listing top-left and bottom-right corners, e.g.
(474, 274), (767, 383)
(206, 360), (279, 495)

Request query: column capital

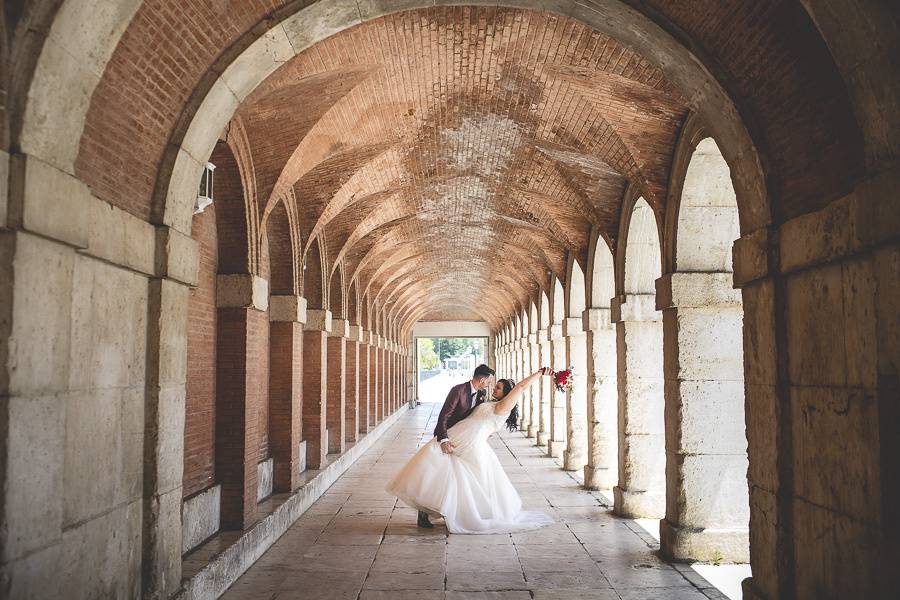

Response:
(610, 294), (659, 323)
(655, 272), (741, 310)
(527, 333), (537, 345)
(582, 307), (612, 331)
(562, 317), (585, 337)
(548, 323), (563, 340)
(329, 318), (351, 338)
(535, 330), (549, 343)
(347, 324), (365, 342)
(216, 274), (269, 311)
(305, 309), (333, 332)
(269, 295), (307, 323)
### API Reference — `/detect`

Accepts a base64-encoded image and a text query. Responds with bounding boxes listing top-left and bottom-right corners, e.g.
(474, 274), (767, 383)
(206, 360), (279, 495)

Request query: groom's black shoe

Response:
(417, 511), (434, 528)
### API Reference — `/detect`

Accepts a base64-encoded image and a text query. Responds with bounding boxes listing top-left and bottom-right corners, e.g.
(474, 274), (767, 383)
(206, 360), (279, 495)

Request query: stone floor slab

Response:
(220, 402), (727, 600)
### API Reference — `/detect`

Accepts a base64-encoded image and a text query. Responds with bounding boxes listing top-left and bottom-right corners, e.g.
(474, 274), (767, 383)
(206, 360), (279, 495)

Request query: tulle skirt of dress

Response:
(385, 403), (552, 534)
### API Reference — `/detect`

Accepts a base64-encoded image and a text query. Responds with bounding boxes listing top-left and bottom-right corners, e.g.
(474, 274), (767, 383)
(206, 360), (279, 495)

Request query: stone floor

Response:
(220, 403), (730, 600)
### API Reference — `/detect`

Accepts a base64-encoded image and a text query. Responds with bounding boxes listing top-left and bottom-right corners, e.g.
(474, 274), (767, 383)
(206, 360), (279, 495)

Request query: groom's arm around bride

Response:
(433, 364), (495, 455)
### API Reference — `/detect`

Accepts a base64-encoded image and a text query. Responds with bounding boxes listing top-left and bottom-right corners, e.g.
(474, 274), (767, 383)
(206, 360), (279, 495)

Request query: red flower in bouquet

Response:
(554, 368), (574, 393)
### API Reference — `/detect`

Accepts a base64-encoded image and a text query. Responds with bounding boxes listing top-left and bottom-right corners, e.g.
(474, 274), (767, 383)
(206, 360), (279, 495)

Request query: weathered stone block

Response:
(154, 279), (190, 387)
(740, 280), (777, 386)
(181, 484), (221, 554)
(257, 458), (274, 502)
(663, 307), (744, 381)
(269, 295), (308, 323)
(68, 255), (148, 390)
(306, 309), (333, 333)
(21, 154), (90, 247)
(85, 197), (155, 275)
(163, 148), (205, 235)
(791, 386), (880, 519)
(659, 518), (749, 563)
(0, 150), (8, 227)
(216, 274), (268, 311)
(744, 383), (779, 493)
(655, 272), (740, 310)
(281, 0), (361, 54)
(676, 207), (739, 272)
(63, 387), (144, 527)
(841, 256), (878, 387)
(222, 26), (294, 101)
(666, 452), (749, 528)
(157, 226), (199, 287)
(665, 379), (747, 455)
(9, 233), (74, 396)
(181, 78), (239, 169)
(0, 542), (63, 600)
(732, 227), (769, 287)
(786, 264), (846, 386)
(61, 499), (142, 600)
(0, 395), (64, 562)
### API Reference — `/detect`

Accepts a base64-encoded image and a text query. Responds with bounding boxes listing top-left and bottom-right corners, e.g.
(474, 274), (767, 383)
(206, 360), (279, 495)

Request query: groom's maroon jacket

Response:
(433, 381), (485, 442)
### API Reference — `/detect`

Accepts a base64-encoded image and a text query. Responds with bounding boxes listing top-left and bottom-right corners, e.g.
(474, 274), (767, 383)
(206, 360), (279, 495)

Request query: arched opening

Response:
(536, 290), (552, 447)
(548, 277), (568, 459)
(264, 200), (304, 495)
(564, 258), (588, 473)
(659, 137), (748, 563)
(584, 237), (618, 491)
(613, 196), (665, 519)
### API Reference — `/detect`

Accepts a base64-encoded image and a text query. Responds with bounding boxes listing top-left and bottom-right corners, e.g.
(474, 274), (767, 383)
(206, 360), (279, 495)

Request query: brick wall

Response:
(184, 205), (217, 498)
(326, 336), (346, 454)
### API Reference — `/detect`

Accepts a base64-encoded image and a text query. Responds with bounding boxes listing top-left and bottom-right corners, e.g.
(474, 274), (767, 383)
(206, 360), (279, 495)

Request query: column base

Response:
(563, 451), (586, 472)
(659, 519), (749, 563)
(547, 440), (565, 458)
(612, 486), (664, 519)
(741, 578), (768, 600)
(526, 425), (537, 438)
(582, 464), (615, 490)
(535, 431), (549, 447)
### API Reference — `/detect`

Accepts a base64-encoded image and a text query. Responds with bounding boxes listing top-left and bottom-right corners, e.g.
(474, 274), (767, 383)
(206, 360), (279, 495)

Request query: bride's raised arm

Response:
(493, 368), (552, 415)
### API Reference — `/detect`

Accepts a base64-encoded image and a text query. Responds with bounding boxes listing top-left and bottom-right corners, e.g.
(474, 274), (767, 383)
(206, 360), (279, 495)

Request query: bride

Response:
(386, 368), (554, 534)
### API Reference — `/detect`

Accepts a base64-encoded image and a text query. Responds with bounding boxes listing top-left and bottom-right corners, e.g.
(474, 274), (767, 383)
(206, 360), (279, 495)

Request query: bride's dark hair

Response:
(497, 379), (518, 432)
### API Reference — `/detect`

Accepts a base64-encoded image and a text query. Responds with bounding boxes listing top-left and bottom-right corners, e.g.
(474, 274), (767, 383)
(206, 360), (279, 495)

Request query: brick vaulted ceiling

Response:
(232, 7), (689, 323)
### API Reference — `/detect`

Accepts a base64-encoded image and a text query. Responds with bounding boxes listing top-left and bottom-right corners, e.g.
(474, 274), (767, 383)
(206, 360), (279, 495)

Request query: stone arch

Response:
(659, 132), (748, 562)
(613, 193), (666, 519)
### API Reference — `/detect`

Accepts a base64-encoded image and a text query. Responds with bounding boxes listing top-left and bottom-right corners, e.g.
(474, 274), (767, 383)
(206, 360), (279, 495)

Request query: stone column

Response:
(612, 294), (665, 518)
(215, 274), (269, 528)
(345, 325), (361, 444)
(583, 307), (618, 490)
(268, 295), (306, 492)
(527, 333), (541, 437)
(358, 331), (371, 434)
(520, 335), (533, 434)
(326, 320), (347, 455)
(547, 324), (568, 458)
(564, 317), (588, 471)
(514, 339), (525, 429)
(656, 272), (748, 562)
(536, 331), (552, 446)
(146, 229), (198, 596)
(302, 309), (330, 470)
(372, 334), (381, 424)
(379, 339), (388, 419)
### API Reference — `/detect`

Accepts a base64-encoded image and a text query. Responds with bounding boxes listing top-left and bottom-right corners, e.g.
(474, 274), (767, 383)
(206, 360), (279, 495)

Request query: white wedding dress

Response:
(386, 401), (553, 534)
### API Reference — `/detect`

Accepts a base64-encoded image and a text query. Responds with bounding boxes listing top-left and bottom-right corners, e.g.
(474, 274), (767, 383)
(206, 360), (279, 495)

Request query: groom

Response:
(418, 363), (495, 528)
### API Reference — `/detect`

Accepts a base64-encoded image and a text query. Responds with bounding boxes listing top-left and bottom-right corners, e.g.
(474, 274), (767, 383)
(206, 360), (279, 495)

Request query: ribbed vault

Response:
(230, 7), (688, 327)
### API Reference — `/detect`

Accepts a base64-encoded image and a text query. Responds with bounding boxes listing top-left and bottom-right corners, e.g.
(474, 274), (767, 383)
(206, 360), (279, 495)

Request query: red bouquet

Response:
(554, 368), (574, 393)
